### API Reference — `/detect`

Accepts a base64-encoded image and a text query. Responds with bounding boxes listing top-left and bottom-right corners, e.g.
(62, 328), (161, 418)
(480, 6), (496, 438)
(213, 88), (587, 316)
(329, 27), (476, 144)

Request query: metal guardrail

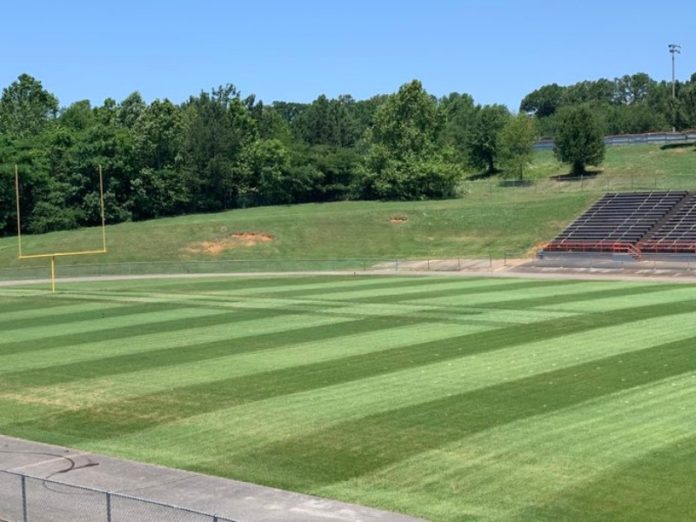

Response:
(533, 131), (696, 151)
(0, 469), (238, 522)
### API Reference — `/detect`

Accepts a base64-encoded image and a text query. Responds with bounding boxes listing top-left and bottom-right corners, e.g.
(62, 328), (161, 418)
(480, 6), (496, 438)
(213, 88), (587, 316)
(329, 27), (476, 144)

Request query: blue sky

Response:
(1, 0), (693, 110)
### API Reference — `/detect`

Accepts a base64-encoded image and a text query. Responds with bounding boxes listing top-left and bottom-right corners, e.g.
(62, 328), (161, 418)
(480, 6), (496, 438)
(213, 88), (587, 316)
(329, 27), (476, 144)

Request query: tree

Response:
(371, 80), (441, 157)
(182, 85), (258, 210)
(118, 92), (146, 128)
(553, 106), (605, 175)
(615, 73), (654, 104)
(0, 74), (58, 137)
(498, 114), (537, 181)
(466, 104), (511, 174)
(360, 80), (462, 199)
(439, 92), (477, 162)
(133, 99), (183, 170)
(520, 83), (565, 118)
(59, 100), (94, 131)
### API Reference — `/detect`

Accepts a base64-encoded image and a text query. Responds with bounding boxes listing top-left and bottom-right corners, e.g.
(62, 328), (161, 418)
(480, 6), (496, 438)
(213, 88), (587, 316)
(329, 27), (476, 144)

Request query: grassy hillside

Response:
(1, 144), (694, 271)
(2, 276), (696, 521)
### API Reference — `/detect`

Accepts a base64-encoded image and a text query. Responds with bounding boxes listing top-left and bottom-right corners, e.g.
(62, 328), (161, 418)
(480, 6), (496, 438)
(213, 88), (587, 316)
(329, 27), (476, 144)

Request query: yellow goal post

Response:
(14, 164), (108, 292)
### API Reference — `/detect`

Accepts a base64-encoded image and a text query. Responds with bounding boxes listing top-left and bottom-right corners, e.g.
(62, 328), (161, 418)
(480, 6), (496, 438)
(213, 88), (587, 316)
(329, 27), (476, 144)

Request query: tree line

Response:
(1, 70), (693, 237)
(0, 74), (537, 236)
(521, 72), (696, 136)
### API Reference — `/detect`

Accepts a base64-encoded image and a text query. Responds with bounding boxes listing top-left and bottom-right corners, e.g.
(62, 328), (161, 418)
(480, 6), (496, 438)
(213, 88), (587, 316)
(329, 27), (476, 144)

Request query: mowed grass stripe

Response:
(5, 321), (492, 410)
(515, 434), (696, 522)
(0, 305), (236, 346)
(0, 311), (439, 390)
(226, 334), (696, 488)
(305, 279), (574, 304)
(242, 275), (509, 299)
(0, 304), (317, 356)
(0, 301), (190, 332)
(114, 308), (696, 455)
(51, 289), (350, 315)
(0, 300), (128, 324)
(125, 274), (468, 299)
(74, 277), (537, 310)
(0, 296), (77, 315)
(400, 282), (676, 310)
(0, 292), (490, 374)
(0, 311), (359, 375)
(22, 295), (696, 441)
(66, 275), (433, 299)
(323, 374), (696, 522)
(90, 276), (355, 294)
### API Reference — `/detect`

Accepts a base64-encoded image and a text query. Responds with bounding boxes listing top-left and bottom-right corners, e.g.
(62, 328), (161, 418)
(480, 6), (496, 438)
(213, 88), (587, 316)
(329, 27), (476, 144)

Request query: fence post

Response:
(106, 492), (112, 522)
(427, 259), (430, 271)
(21, 475), (28, 522)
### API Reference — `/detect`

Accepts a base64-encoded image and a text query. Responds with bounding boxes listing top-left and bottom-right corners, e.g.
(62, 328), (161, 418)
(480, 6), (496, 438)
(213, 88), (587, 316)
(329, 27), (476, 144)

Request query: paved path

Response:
(0, 435), (424, 522)
(2, 262), (696, 289)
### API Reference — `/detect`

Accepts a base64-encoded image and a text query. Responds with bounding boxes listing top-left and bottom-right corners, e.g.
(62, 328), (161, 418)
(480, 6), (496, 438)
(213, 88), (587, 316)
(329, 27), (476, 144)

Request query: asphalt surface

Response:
(0, 435), (424, 522)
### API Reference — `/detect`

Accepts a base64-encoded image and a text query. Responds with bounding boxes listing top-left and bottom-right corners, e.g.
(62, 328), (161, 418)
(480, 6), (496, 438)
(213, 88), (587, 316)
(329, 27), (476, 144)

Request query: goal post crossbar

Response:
(14, 164), (108, 292)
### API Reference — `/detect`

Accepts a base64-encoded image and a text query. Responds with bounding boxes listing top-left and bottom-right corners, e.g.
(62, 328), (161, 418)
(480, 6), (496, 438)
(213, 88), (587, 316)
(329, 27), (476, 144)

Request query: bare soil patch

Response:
(183, 232), (274, 255)
(389, 215), (408, 224)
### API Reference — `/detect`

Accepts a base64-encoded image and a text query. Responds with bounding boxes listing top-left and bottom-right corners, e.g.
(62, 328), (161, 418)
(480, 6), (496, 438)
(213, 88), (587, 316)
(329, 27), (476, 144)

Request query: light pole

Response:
(669, 43), (681, 132)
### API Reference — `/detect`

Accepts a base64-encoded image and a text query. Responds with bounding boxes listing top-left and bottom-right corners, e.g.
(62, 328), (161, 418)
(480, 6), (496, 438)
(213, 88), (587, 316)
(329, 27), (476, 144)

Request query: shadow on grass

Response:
(551, 168), (603, 182)
(467, 169), (501, 181)
(498, 179), (534, 187)
(659, 142), (696, 150)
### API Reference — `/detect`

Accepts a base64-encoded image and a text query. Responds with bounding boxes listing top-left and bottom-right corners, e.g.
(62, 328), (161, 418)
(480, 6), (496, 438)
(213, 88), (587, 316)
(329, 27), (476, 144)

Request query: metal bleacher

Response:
(639, 193), (696, 254)
(543, 191), (691, 257)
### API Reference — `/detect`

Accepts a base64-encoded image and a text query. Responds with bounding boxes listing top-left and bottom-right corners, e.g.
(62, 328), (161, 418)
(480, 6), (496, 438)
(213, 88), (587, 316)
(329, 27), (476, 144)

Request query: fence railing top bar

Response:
(0, 468), (239, 522)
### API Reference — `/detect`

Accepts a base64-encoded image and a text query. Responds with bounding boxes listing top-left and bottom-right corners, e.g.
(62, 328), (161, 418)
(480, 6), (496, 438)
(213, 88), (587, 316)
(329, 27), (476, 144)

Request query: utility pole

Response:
(669, 43), (681, 132)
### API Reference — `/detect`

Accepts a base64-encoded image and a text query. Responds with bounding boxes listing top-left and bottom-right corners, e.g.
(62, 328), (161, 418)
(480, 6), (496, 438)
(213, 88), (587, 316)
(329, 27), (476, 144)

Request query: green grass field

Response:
(2, 144), (695, 273)
(2, 275), (696, 521)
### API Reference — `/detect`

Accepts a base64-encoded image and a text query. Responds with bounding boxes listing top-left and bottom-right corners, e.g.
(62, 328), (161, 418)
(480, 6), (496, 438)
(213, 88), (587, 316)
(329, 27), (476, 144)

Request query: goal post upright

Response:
(15, 164), (22, 258)
(14, 164), (109, 293)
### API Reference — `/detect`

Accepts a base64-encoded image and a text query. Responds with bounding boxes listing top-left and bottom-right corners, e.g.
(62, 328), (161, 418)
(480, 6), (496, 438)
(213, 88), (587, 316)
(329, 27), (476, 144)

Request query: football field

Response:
(1, 275), (696, 521)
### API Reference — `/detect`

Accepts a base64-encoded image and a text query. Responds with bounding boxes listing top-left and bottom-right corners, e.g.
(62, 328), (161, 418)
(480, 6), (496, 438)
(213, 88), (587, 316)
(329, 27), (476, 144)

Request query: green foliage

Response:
(182, 85), (259, 211)
(360, 80), (463, 199)
(371, 80), (441, 157)
(295, 95), (359, 147)
(466, 104), (511, 174)
(520, 83), (564, 118)
(7, 68), (694, 240)
(0, 74), (58, 137)
(498, 114), (537, 180)
(554, 106), (606, 175)
(438, 92), (477, 162)
(521, 72), (696, 135)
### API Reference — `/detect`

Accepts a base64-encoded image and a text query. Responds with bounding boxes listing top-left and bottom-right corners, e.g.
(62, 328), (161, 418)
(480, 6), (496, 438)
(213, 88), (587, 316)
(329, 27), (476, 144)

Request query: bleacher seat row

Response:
(543, 191), (696, 256)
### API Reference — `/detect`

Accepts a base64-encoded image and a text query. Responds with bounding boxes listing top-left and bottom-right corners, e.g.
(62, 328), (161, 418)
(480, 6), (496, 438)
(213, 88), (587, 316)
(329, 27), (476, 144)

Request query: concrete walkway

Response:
(0, 435), (424, 522)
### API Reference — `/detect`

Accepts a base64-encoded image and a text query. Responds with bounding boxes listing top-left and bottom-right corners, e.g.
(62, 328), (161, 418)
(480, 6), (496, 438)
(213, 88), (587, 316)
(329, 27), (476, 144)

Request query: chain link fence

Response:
(461, 171), (696, 195)
(0, 256), (511, 283)
(0, 469), (237, 522)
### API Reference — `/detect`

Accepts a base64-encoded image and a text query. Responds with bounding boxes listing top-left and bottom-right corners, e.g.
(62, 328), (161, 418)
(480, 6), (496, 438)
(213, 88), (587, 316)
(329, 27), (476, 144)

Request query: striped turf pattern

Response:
(1, 276), (696, 521)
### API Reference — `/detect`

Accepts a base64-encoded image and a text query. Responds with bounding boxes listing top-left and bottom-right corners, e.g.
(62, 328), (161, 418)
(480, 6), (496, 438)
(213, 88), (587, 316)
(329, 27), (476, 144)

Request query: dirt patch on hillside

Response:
(389, 215), (408, 224)
(183, 232), (274, 255)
